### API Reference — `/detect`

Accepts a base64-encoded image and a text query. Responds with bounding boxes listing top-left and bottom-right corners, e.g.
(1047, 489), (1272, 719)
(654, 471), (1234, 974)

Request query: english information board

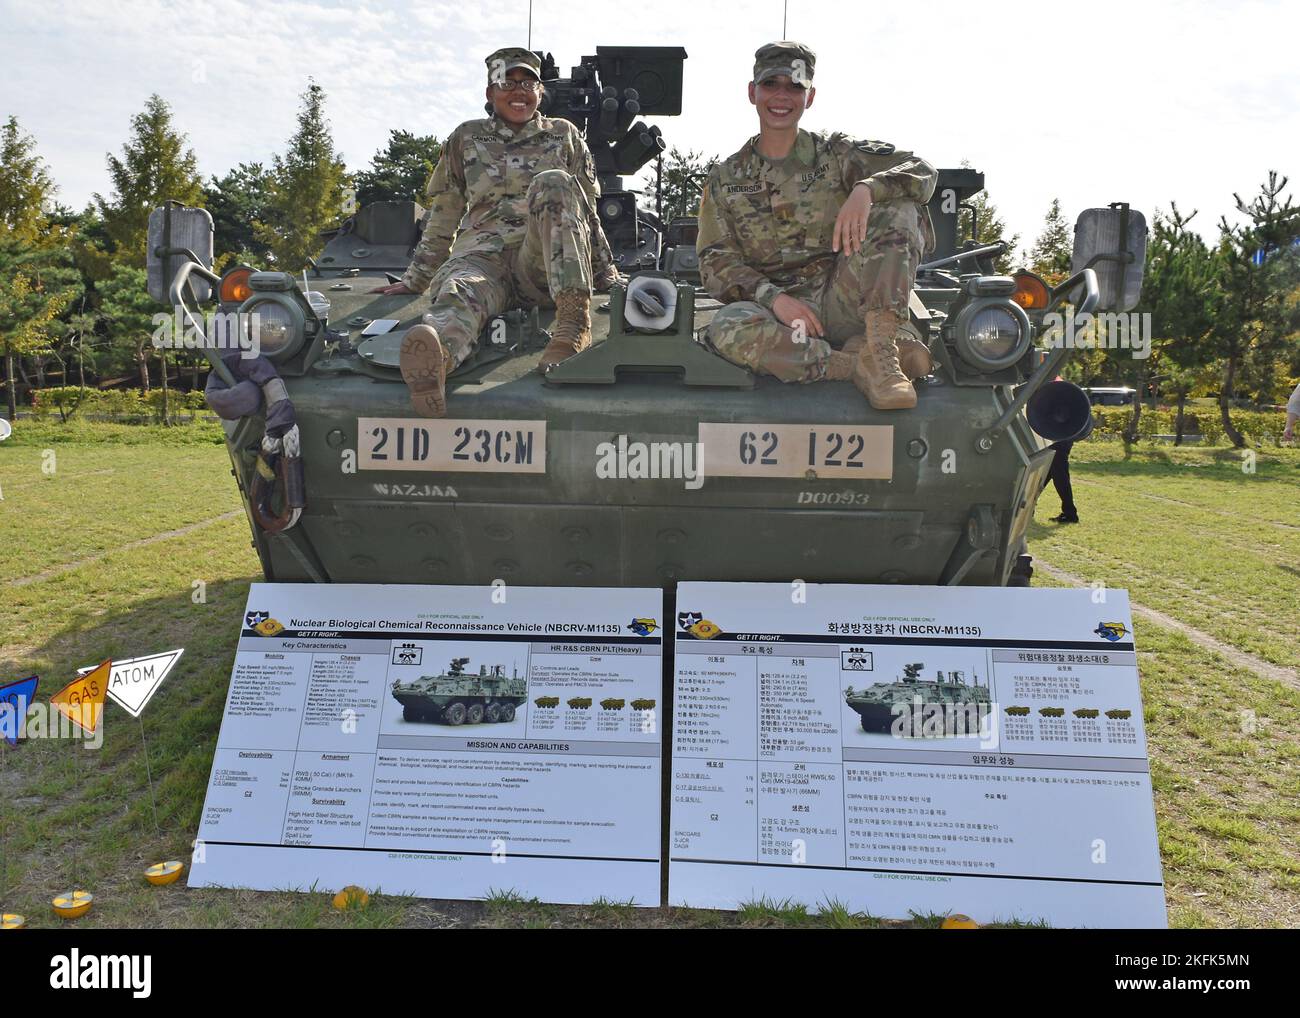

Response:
(191, 584), (663, 905)
(668, 582), (1166, 928)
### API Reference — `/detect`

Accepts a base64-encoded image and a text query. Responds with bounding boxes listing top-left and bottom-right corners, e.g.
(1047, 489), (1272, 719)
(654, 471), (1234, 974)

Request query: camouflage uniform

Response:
(698, 128), (938, 382)
(401, 113), (616, 369)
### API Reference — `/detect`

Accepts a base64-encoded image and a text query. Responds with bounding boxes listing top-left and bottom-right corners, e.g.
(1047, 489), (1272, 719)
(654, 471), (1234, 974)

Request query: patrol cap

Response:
(486, 47), (542, 82)
(753, 41), (816, 85)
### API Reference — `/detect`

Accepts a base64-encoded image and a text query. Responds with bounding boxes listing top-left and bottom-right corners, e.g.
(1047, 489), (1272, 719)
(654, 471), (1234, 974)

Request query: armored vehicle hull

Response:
(219, 316), (1052, 588)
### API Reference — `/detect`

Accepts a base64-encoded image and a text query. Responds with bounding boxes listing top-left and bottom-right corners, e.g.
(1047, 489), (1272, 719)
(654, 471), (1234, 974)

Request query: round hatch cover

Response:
(354, 330), (407, 368)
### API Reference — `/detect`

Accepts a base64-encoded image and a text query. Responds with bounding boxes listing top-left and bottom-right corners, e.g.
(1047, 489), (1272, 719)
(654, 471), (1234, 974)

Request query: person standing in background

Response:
(1284, 380), (1299, 443)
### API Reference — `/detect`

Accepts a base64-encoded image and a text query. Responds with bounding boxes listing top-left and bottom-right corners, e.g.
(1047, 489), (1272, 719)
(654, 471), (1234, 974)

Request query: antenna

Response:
(528, 0), (533, 48)
(783, 0), (788, 36)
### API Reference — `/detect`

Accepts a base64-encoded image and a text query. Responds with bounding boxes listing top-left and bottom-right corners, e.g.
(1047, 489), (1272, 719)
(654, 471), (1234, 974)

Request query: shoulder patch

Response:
(855, 140), (896, 156)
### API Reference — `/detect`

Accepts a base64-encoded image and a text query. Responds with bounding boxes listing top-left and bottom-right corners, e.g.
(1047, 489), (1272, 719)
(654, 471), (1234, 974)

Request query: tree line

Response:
(0, 85), (440, 420)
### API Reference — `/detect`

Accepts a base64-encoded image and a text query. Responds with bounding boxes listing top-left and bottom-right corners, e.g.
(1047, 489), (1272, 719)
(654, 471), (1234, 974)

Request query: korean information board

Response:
(191, 584), (663, 905)
(669, 582), (1166, 928)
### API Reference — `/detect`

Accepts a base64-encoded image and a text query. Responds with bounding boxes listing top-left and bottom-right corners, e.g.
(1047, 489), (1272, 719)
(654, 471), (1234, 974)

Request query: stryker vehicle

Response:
(390, 657), (525, 724)
(1039, 706), (1065, 718)
(535, 695), (560, 708)
(1004, 705), (1031, 716)
(630, 698), (656, 711)
(1105, 708), (1132, 720)
(599, 697), (626, 710)
(1073, 707), (1100, 718)
(843, 662), (991, 734)
(567, 696), (593, 709)
(148, 46), (1147, 589)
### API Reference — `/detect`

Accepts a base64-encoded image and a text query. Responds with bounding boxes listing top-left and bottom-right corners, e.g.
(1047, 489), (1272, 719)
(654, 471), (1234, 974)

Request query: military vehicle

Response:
(148, 46), (1146, 589)
(1073, 707), (1100, 718)
(1105, 708), (1132, 720)
(390, 657), (525, 724)
(600, 697), (626, 710)
(843, 662), (991, 734)
(1004, 705), (1031, 717)
(534, 695), (560, 708)
(567, 696), (593, 709)
(1039, 707), (1065, 718)
(631, 698), (656, 711)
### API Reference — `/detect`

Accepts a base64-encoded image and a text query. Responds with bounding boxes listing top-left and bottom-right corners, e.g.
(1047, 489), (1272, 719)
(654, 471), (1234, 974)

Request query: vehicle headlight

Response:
(969, 307), (1020, 359)
(953, 299), (1031, 371)
(243, 299), (303, 361)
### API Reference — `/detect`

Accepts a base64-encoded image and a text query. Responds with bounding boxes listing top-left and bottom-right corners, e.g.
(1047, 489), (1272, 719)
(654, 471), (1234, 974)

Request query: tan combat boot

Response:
(539, 290), (592, 371)
(842, 328), (932, 381)
(399, 323), (449, 418)
(851, 309), (918, 410)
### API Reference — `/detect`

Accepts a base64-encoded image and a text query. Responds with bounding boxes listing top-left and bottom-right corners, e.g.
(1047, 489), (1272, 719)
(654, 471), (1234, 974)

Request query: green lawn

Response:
(1, 424), (1296, 928)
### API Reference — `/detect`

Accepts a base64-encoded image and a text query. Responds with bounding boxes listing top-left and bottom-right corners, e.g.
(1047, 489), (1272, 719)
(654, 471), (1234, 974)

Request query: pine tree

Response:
(0, 243), (73, 419)
(1029, 198), (1073, 282)
(1209, 172), (1300, 446)
(0, 116), (57, 247)
(354, 130), (441, 207)
(650, 148), (715, 223)
(65, 307), (100, 392)
(94, 95), (204, 265)
(255, 81), (351, 272)
(1120, 204), (1219, 441)
(204, 162), (274, 267)
(99, 262), (164, 407)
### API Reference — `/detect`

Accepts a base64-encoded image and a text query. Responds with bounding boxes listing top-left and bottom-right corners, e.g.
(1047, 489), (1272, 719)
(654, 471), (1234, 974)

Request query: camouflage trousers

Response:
(704, 199), (930, 382)
(423, 169), (594, 369)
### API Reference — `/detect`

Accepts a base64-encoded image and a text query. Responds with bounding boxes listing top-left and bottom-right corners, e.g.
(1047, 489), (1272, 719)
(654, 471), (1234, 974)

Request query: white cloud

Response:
(3, 0), (1298, 248)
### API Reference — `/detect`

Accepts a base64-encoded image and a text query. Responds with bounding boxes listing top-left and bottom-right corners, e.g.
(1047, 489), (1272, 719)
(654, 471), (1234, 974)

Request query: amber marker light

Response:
(52, 890), (94, 919)
(219, 266), (254, 304)
(1011, 271), (1050, 311)
(145, 861), (184, 885)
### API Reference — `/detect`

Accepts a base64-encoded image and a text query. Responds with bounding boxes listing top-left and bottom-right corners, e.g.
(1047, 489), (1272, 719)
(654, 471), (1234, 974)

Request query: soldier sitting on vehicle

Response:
(697, 41), (938, 410)
(373, 47), (617, 417)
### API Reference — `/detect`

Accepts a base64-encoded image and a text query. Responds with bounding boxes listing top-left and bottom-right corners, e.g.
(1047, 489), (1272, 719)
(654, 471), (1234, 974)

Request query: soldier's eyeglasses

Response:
(494, 79), (541, 93)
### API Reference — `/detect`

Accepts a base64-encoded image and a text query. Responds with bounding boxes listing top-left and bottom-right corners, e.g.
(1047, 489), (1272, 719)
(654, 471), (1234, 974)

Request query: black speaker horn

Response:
(1027, 380), (1095, 442)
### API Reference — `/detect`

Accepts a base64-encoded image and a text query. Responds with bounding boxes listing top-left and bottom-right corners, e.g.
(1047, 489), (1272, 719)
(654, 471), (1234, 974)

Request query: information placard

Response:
(668, 582), (1165, 928)
(192, 584), (663, 905)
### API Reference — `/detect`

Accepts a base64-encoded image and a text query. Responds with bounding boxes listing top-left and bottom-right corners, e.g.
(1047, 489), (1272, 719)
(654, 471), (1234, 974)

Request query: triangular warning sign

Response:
(0, 675), (39, 746)
(51, 660), (110, 735)
(77, 649), (183, 719)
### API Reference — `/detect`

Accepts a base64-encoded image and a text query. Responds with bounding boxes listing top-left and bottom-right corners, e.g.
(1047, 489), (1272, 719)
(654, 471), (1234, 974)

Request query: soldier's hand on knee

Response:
(773, 294), (824, 339)
(370, 282), (417, 295)
(833, 183), (874, 256)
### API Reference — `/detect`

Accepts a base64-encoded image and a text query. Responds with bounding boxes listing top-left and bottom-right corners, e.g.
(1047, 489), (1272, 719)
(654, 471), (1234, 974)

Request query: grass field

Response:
(1, 421), (1297, 928)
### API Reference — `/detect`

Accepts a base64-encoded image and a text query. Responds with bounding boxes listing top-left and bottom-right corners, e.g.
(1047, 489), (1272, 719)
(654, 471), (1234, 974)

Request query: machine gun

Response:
(535, 46), (687, 273)
(448, 657), (471, 676)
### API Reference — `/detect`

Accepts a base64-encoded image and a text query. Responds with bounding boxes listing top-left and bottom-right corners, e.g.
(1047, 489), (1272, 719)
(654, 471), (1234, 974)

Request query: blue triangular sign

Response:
(0, 676), (39, 746)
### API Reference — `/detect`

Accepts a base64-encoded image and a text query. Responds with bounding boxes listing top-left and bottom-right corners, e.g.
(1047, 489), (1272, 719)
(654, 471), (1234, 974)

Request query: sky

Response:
(3, 0), (1299, 254)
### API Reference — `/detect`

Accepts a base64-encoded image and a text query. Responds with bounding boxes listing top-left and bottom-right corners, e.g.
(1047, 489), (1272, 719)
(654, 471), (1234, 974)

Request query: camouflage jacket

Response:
(401, 113), (616, 293)
(697, 129), (938, 308)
